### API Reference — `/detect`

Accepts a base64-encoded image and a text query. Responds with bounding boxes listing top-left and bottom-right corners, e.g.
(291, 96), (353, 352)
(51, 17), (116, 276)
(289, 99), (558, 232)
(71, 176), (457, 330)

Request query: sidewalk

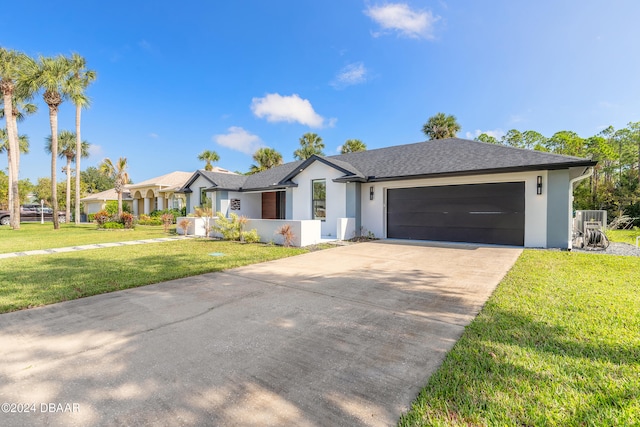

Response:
(0, 236), (187, 259)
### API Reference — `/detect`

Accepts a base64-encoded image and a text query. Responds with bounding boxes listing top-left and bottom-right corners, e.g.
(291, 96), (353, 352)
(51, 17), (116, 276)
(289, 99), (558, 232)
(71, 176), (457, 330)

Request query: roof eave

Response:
(241, 182), (299, 192)
(367, 161), (598, 182)
(333, 176), (367, 183)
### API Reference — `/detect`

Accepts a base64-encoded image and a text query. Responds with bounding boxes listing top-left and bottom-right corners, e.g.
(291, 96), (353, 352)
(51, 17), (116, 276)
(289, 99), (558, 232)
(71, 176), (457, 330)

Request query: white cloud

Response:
(251, 93), (326, 128)
(149, 133), (159, 138)
(213, 126), (263, 155)
(331, 62), (369, 89)
(88, 144), (103, 158)
(364, 3), (440, 39)
(465, 129), (505, 140)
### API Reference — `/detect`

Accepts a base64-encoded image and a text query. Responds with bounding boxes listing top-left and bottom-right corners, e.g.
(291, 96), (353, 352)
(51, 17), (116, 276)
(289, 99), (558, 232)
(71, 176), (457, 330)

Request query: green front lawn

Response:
(0, 223), (172, 254)
(607, 228), (640, 245)
(399, 250), (640, 426)
(0, 239), (306, 313)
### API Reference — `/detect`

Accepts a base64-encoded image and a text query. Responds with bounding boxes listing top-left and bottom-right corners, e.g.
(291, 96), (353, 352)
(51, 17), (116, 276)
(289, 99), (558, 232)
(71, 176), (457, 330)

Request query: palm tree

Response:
(294, 133), (325, 160)
(249, 147), (283, 174)
(0, 129), (30, 153)
(67, 53), (96, 225)
(422, 113), (461, 140)
(197, 150), (220, 171)
(341, 139), (366, 154)
(1, 96), (37, 225)
(1, 129), (30, 210)
(46, 130), (90, 222)
(0, 48), (34, 229)
(99, 157), (129, 217)
(27, 54), (72, 229)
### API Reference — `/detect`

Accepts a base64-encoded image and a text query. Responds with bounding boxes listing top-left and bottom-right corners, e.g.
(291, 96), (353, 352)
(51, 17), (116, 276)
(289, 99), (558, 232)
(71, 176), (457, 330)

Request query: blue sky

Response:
(4, 1), (640, 183)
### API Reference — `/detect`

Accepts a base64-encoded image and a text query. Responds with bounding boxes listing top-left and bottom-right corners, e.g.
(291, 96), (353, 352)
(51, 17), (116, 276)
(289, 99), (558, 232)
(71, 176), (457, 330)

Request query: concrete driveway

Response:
(0, 241), (521, 426)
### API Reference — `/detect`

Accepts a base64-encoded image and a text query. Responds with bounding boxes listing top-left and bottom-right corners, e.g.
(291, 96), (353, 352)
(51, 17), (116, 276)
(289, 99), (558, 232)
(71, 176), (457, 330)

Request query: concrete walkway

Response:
(0, 240), (522, 426)
(0, 236), (187, 259)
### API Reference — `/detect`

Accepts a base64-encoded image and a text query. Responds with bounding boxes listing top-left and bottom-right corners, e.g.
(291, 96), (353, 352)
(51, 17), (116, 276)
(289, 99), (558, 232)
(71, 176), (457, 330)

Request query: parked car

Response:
(0, 204), (66, 225)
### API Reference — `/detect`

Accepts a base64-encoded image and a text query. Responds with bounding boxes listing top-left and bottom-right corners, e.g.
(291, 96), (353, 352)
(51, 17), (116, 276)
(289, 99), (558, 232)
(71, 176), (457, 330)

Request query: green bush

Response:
(102, 221), (124, 229)
(213, 212), (260, 243)
(138, 218), (162, 226)
(241, 229), (261, 243)
(87, 213), (95, 222)
(105, 200), (131, 216)
(149, 208), (182, 222)
(213, 212), (241, 240)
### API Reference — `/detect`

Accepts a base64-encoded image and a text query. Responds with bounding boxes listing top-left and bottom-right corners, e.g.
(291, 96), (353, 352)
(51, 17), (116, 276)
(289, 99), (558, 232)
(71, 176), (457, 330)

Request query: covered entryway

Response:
(387, 182), (525, 246)
(261, 191), (286, 219)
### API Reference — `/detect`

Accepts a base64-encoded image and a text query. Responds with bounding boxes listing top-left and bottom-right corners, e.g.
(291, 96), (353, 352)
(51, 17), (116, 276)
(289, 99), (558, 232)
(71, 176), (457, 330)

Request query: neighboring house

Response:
(177, 138), (596, 249)
(81, 188), (133, 215)
(127, 170), (203, 216)
(81, 170), (215, 217)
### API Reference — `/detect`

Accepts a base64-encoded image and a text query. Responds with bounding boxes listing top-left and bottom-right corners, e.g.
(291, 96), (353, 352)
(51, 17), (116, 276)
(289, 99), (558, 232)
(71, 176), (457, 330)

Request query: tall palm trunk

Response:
(65, 155), (73, 222)
(115, 178), (123, 217)
(75, 104), (81, 224)
(2, 89), (20, 229)
(46, 93), (61, 230)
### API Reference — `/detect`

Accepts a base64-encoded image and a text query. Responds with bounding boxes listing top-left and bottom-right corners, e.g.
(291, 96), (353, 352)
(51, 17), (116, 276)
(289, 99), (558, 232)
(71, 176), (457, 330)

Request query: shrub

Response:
(94, 210), (110, 226)
(178, 218), (191, 236)
(276, 224), (295, 247)
(213, 212), (240, 240)
(121, 212), (135, 229)
(149, 208), (182, 222)
(137, 218), (162, 226)
(105, 200), (131, 216)
(212, 213), (259, 242)
(161, 213), (174, 232)
(242, 228), (261, 243)
(102, 221), (124, 229)
(87, 213), (95, 222)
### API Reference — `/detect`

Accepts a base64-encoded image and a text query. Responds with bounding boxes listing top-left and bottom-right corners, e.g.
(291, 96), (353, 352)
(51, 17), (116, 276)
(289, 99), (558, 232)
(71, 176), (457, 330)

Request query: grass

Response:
(0, 239), (306, 314)
(399, 250), (640, 426)
(607, 228), (640, 245)
(0, 222), (172, 253)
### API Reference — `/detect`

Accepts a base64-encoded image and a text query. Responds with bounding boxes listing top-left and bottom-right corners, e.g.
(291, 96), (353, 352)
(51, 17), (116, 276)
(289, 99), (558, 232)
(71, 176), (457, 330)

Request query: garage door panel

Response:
(388, 225), (524, 245)
(391, 193), (523, 210)
(389, 212), (523, 229)
(387, 182), (525, 246)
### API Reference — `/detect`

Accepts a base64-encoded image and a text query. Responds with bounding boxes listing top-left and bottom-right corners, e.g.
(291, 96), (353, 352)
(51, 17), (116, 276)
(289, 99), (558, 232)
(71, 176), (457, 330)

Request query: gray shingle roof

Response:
(180, 139), (596, 192)
(199, 170), (247, 190)
(242, 160), (305, 190)
(330, 138), (595, 181)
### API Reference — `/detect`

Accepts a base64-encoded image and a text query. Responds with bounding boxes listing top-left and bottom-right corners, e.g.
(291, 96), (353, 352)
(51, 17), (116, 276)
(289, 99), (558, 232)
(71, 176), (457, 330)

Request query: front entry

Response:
(261, 192), (286, 219)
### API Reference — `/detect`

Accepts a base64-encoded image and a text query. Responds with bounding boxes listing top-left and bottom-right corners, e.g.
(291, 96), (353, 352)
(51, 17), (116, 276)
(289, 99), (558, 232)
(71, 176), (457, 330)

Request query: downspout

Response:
(567, 167), (594, 250)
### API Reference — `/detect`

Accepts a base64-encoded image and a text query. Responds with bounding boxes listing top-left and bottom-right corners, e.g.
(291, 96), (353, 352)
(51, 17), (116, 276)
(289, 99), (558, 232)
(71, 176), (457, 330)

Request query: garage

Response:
(386, 182), (525, 246)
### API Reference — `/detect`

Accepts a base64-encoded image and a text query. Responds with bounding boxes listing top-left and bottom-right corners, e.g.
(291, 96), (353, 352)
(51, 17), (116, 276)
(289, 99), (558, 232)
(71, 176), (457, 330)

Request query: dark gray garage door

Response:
(387, 182), (525, 246)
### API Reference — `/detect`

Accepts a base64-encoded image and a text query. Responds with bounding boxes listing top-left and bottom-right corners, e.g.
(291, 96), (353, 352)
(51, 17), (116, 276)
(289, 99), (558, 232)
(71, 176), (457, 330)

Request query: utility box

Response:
(574, 210), (607, 233)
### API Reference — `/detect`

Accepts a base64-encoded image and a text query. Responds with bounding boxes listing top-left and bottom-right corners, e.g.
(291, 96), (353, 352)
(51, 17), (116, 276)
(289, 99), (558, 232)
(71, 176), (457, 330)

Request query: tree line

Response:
(1, 48), (96, 229)
(422, 112), (640, 224)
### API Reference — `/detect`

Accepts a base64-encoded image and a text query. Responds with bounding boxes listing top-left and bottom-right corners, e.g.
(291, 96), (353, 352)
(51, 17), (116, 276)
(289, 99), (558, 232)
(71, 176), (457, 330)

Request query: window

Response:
(199, 187), (207, 206)
(312, 179), (326, 220)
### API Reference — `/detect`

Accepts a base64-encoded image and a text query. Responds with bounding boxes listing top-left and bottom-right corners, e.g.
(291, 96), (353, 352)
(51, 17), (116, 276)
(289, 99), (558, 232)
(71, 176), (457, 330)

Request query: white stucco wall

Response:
(84, 201), (104, 215)
(290, 161), (347, 237)
(360, 171), (549, 248)
(186, 176), (214, 213)
(246, 219), (322, 246)
(227, 191), (261, 219)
